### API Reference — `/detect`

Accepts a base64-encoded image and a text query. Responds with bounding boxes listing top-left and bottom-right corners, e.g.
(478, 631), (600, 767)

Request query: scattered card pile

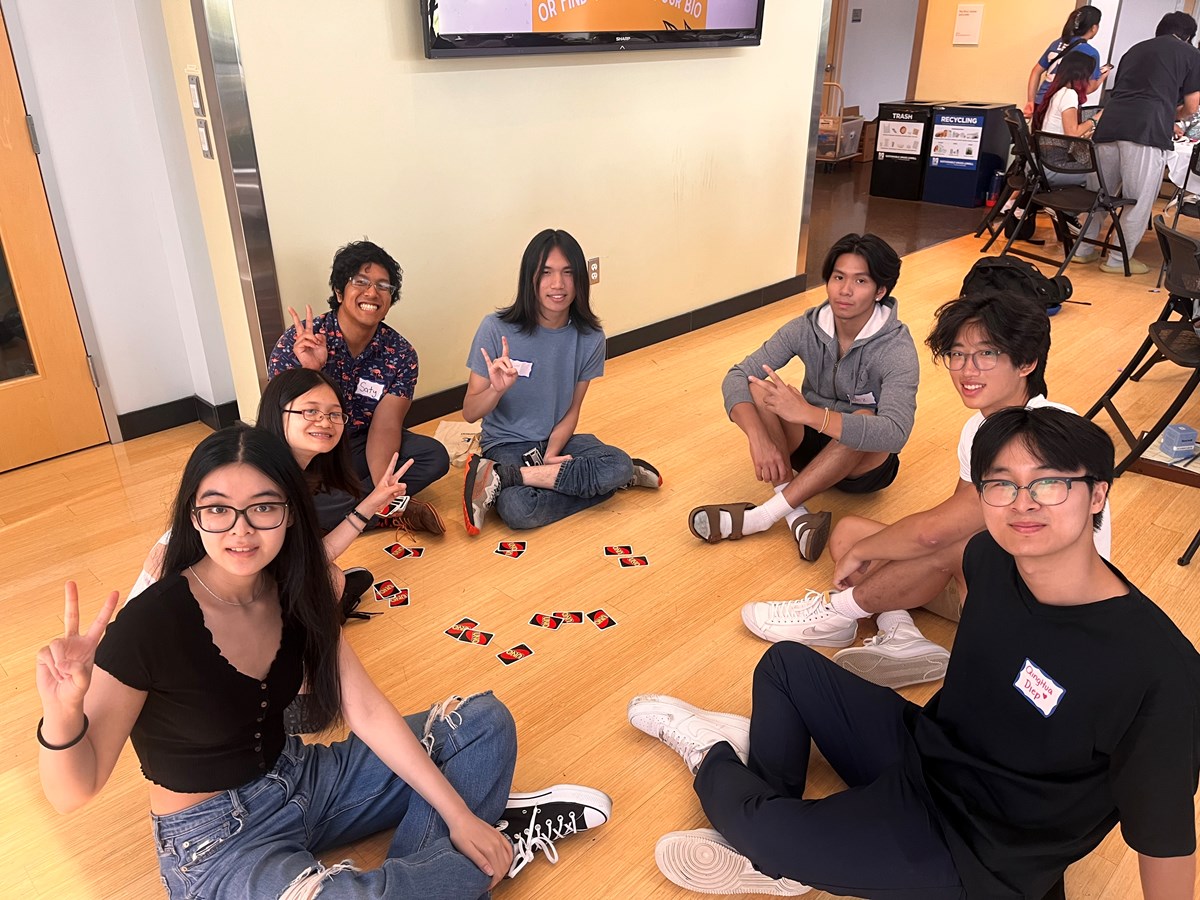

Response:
(444, 616), (494, 646)
(495, 540), (527, 559)
(529, 609), (617, 631)
(372, 579), (409, 607)
(603, 545), (649, 567)
(384, 543), (425, 560)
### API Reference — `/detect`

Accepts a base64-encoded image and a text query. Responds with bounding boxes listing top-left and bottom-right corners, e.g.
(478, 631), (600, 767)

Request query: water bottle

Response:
(986, 170), (1003, 207)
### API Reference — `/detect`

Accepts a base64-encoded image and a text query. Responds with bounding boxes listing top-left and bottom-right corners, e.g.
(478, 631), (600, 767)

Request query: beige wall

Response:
(914, 0), (1075, 106)
(230, 2), (820, 398)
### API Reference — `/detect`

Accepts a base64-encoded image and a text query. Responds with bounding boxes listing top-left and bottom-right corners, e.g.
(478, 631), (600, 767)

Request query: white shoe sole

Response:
(832, 645), (949, 688)
(505, 784), (612, 828)
(655, 829), (810, 896)
(627, 695), (750, 738)
(739, 604), (857, 649)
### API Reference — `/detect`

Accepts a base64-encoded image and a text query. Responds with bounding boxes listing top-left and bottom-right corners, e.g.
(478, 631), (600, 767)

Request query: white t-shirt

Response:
(957, 395), (1112, 558)
(1042, 87), (1079, 136)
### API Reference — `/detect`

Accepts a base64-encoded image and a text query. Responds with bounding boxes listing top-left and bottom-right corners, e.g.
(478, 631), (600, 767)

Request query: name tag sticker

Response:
(1013, 658), (1066, 717)
(851, 391), (877, 405)
(511, 359), (533, 378)
(355, 378), (384, 400)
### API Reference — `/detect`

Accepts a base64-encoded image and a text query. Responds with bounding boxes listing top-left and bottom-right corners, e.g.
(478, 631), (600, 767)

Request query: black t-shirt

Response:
(95, 574), (306, 792)
(906, 533), (1200, 899)
(1095, 35), (1200, 150)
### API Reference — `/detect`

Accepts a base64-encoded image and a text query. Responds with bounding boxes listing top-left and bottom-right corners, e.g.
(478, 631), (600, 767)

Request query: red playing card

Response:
(497, 644), (534, 666)
(602, 545), (634, 556)
(617, 555), (650, 568)
(383, 543), (411, 560)
(529, 613), (563, 630)
(497, 540), (528, 552)
(408, 547), (426, 558)
(550, 611), (584, 624)
(378, 495), (409, 516)
(457, 628), (495, 646)
(373, 579), (399, 600)
(388, 588), (410, 608)
(587, 609), (618, 630)
(444, 617), (479, 639)
(494, 547), (525, 559)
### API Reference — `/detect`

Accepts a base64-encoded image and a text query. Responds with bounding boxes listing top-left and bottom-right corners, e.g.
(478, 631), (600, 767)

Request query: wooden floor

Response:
(2, 230), (1198, 899)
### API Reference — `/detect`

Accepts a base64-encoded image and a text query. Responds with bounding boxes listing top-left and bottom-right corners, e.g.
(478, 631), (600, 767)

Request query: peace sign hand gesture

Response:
(366, 453), (414, 514)
(288, 304), (329, 371)
(36, 583), (119, 713)
(480, 336), (518, 396)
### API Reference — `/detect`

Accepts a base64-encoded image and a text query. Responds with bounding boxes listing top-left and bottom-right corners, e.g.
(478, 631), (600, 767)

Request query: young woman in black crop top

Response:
(36, 426), (611, 898)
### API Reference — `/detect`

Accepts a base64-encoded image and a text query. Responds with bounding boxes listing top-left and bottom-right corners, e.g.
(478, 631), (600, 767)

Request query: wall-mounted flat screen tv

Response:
(421, 0), (767, 59)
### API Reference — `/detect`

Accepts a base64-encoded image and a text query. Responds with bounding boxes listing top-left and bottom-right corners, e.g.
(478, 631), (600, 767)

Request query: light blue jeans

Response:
(152, 692), (515, 899)
(486, 433), (634, 529)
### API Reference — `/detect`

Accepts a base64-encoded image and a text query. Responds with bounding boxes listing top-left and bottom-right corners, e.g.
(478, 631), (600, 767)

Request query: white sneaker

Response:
(627, 695), (749, 774)
(740, 590), (857, 647)
(832, 622), (950, 688)
(655, 829), (810, 895)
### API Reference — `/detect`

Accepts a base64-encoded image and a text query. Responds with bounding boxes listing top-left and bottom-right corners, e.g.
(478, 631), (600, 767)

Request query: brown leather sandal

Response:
(790, 511), (832, 562)
(688, 502), (756, 543)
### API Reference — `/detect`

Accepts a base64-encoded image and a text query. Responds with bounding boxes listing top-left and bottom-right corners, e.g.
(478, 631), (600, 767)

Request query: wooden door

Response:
(0, 9), (108, 472)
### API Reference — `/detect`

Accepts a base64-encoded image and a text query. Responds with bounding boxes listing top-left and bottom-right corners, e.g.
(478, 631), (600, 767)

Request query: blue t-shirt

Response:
(1035, 39), (1101, 104)
(467, 314), (605, 450)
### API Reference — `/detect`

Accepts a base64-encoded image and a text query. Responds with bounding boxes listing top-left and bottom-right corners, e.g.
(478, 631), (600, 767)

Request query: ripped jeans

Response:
(152, 692), (516, 900)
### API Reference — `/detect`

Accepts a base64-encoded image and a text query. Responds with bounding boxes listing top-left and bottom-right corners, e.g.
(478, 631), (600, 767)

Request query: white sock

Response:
(828, 587), (871, 620)
(694, 492), (795, 540)
(771, 482), (811, 528)
(876, 609), (917, 633)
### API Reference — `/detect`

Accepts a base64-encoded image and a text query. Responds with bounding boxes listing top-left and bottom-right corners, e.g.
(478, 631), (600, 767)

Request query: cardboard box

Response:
(856, 121), (878, 164)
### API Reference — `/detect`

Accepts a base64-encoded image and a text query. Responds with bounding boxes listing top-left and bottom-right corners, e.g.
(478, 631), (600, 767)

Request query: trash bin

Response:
(869, 100), (942, 201)
(922, 102), (1014, 208)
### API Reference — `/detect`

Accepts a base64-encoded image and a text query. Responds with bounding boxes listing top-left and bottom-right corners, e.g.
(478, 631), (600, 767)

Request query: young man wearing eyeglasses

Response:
(741, 290), (1110, 689)
(631, 406), (1198, 899)
(268, 240), (450, 534)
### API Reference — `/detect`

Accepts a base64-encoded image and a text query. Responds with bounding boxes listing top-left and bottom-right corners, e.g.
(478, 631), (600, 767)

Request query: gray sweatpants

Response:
(1083, 140), (1167, 264)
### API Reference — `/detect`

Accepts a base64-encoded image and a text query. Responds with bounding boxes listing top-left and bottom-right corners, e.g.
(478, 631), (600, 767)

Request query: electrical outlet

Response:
(588, 257), (600, 285)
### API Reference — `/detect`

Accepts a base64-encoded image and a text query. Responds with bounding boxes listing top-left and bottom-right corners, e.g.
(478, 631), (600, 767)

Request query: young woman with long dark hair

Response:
(1025, 5), (1109, 117)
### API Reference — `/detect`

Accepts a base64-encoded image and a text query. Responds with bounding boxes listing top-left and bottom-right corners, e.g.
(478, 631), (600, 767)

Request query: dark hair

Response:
(257, 368), (362, 499)
(327, 240), (402, 311)
(161, 426), (343, 728)
(497, 229), (602, 336)
(1033, 50), (1095, 130)
(820, 233), (901, 296)
(1061, 5), (1101, 41)
(971, 406), (1112, 532)
(1157, 11), (1198, 41)
(926, 290), (1050, 399)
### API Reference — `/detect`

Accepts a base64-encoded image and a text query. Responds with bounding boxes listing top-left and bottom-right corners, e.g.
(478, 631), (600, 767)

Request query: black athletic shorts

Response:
(789, 426), (900, 494)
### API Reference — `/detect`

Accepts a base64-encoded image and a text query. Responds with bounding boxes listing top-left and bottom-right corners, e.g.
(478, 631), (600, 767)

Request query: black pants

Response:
(693, 643), (965, 900)
(789, 426), (900, 494)
(313, 429), (450, 532)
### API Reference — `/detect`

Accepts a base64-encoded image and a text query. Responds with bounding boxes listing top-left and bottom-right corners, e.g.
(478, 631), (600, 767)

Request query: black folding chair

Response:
(979, 108), (1045, 252)
(1005, 132), (1136, 277)
(1155, 142), (1200, 288)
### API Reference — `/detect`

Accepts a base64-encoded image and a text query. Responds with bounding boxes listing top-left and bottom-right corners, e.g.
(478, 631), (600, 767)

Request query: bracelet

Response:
(348, 509), (372, 528)
(817, 407), (831, 435)
(38, 714), (89, 750)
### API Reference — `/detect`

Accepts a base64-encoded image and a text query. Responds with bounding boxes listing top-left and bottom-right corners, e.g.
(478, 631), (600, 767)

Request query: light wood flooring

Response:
(2, 231), (1197, 899)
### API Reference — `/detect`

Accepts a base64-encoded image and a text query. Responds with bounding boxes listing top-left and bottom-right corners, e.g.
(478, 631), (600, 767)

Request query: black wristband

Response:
(349, 509), (372, 528)
(38, 714), (89, 750)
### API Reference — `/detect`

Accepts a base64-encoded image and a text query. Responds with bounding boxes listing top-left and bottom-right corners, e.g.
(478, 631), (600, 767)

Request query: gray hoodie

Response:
(722, 296), (919, 454)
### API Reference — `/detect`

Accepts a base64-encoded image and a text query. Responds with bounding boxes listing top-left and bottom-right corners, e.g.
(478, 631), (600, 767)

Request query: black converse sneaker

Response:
(496, 784), (612, 877)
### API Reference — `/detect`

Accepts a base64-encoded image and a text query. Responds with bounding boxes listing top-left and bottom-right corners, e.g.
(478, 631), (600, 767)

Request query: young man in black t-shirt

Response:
(630, 408), (1200, 899)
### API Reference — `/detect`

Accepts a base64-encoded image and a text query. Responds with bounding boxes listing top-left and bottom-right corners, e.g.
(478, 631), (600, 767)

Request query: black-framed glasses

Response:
(283, 408), (349, 425)
(348, 275), (396, 296)
(191, 502), (289, 533)
(943, 349), (1003, 371)
(976, 477), (1095, 507)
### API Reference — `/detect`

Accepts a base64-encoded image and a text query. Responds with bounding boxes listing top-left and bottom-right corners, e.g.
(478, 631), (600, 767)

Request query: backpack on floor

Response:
(960, 256), (1073, 311)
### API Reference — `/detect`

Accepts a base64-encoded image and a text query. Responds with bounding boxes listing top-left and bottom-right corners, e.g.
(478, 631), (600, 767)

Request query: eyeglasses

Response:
(943, 349), (1003, 371)
(976, 477), (1095, 507)
(192, 502), (289, 533)
(348, 275), (396, 296)
(283, 408), (349, 425)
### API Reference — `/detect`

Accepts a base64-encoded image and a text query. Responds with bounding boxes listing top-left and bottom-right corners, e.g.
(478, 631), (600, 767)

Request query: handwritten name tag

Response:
(851, 391), (877, 405)
(511, 359), (533, 378)
(1013, 658), (1065, 717)
(355, 378), (384, 400)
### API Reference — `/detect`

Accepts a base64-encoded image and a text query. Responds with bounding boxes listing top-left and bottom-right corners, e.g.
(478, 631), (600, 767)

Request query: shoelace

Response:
(765, 590), (829, 622)
(506, 803), (572, 876)
(656, 725), (706, 773)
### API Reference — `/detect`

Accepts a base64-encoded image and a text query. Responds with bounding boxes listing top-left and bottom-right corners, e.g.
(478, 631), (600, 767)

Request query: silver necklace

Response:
(188, 565), (264, 607)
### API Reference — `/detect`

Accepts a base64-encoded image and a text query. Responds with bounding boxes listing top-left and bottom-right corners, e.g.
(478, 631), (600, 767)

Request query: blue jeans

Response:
(153, 692), (516, 899)
(485, 433), (634, 530)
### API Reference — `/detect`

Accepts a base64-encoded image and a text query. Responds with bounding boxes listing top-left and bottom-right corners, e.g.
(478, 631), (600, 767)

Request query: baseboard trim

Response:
(117, 395), (241, 441)
(409, 273), (806, 426)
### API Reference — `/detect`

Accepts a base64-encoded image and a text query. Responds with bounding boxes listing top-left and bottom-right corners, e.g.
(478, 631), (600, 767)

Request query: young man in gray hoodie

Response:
(689, 233), (919, 564)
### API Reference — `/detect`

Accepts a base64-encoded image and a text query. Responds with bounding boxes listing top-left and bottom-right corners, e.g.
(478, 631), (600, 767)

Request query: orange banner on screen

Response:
(532, 0), (707, 32)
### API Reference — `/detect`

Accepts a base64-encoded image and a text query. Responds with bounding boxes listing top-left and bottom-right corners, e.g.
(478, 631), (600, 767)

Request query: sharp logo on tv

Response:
(422, 0), (766, 58)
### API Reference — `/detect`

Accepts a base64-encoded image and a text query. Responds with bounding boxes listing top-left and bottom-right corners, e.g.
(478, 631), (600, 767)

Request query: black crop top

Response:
(94, 573), (306, 792)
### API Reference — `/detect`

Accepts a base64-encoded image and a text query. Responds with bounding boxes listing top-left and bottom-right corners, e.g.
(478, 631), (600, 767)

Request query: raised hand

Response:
(367, 454), (413, 514)
(288, 304), (329, 371)
(750, 364), (811, 425)
(479, 336), (518, 396)
(36, 583), (119, 712)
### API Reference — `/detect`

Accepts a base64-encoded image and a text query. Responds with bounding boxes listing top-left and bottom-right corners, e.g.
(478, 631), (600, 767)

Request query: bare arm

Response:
(1138, 852), (1196, 900)
(546, 381), (590, 460)
(463, 337), (518, 423)
(1026, 62), (1047, 114)
(1180, 92), (1200, 121)
(365, 394), (409, 487)
(320, 454), (411, 561)
(338, 636), (512, 887)
(1060, 107), (1095, 139)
